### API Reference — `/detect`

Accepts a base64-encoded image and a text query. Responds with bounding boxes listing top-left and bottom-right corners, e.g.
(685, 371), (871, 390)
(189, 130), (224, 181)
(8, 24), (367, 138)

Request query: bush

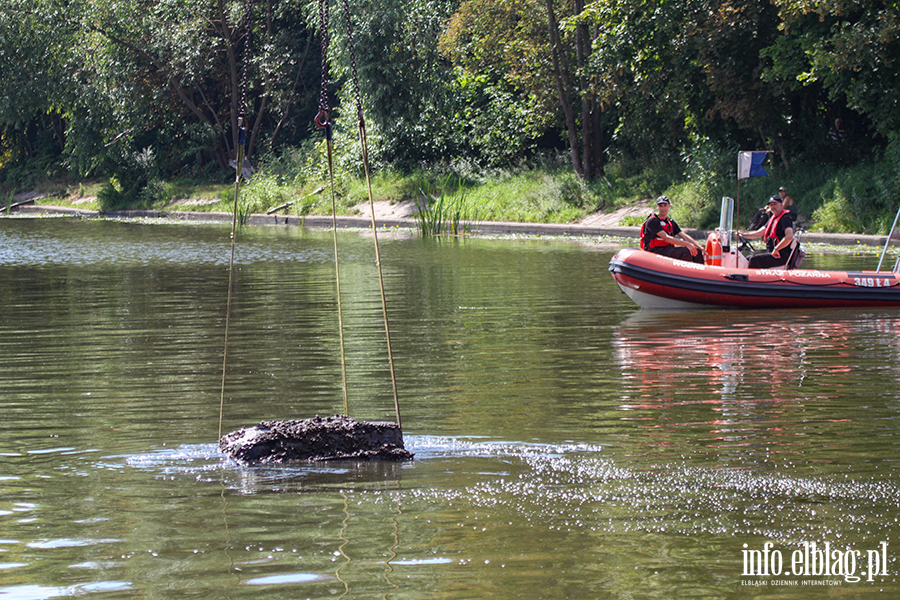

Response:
(240, 172), (291, 215)
(809, 166), (899, 234)
(808, 139), (900, 234)
(97, 147), (160, 211)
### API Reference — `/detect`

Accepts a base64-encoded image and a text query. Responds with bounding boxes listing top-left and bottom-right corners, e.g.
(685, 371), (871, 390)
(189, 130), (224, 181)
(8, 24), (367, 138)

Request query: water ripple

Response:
(0, 581), (132, 599)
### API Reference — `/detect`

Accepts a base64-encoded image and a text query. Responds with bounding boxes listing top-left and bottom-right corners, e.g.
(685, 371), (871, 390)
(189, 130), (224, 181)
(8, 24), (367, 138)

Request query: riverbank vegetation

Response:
(2, 0), (900, 233)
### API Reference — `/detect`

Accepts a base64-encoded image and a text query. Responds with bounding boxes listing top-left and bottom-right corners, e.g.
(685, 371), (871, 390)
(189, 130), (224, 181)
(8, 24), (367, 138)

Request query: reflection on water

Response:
(0, 218), (899, 598)
(0, 218), (335, 267)
(610, 310), (900, 476)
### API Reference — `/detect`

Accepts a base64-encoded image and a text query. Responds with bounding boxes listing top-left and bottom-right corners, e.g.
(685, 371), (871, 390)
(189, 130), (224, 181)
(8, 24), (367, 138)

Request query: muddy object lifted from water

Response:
(219, 415), (413, 463)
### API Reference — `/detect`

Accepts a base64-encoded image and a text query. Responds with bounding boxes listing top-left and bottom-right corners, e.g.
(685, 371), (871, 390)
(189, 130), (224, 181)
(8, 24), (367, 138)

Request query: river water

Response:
(0, 217), (898, 599)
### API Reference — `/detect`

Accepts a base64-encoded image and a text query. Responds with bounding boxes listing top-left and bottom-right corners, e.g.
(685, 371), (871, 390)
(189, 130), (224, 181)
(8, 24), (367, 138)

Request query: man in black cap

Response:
(740, 194), (796, 269)
(640, 196), (705, 263)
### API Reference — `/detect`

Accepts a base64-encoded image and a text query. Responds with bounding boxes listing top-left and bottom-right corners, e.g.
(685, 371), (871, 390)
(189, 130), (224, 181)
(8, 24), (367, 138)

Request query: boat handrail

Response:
(876, 206), (900, 272)
(786, 230), (803, 270)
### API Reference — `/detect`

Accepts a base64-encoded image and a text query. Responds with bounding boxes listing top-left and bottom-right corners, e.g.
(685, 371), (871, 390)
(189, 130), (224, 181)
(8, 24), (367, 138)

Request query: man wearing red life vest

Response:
(740, 194), (795, 268)
(640, 196), (705, 263)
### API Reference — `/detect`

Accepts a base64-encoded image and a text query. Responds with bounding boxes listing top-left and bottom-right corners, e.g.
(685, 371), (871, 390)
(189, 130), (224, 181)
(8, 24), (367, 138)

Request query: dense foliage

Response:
(1, 0), (898, 230)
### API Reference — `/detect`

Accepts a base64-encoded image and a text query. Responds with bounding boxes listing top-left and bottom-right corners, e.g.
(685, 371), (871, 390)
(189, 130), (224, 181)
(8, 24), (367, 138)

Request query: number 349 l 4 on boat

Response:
(608, 197), (900, 310)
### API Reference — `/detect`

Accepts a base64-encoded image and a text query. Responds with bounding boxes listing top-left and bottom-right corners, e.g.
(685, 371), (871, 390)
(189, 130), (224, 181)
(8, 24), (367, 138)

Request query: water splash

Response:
(114, 437), (899, 548)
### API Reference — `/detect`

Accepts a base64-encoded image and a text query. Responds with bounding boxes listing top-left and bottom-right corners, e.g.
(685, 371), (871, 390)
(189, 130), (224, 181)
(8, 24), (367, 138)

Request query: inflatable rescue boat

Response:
(608, 197), (900, 309)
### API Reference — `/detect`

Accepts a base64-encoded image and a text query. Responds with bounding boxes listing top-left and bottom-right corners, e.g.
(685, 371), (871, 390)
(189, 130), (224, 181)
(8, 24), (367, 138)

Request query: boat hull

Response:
(608, 248), (900, 309)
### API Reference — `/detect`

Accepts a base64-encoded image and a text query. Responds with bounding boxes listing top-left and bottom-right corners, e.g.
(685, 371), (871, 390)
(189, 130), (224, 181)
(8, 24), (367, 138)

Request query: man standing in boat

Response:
(641, 196), (705, 264)
(740, 194), (795, 269)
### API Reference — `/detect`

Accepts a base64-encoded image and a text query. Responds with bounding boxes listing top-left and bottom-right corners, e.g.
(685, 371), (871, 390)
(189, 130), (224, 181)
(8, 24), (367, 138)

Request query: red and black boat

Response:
(609, 197), (900, 309)
(609, 248), (900, 309)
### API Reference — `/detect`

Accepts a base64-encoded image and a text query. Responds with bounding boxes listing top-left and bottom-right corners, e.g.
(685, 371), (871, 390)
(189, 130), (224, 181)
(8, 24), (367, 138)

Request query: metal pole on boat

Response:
(719, 197), (734, 250)
(876, 206), (900, 272)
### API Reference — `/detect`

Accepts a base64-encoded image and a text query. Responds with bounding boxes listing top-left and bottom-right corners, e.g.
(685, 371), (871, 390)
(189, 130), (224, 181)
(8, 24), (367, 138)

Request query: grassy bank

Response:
(7, 141), (900, 235)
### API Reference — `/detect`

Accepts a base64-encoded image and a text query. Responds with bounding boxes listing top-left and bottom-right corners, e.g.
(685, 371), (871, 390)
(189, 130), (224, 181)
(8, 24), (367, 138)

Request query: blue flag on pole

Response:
(737, 151), (770, 179)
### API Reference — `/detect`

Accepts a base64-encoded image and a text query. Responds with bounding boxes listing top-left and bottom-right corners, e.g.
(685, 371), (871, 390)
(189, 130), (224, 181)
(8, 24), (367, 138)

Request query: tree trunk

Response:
(591, 95), (604, 177)
(546, 0), (605, 180)
(575, 0), (592, 179)
(545, 0), (583, 178)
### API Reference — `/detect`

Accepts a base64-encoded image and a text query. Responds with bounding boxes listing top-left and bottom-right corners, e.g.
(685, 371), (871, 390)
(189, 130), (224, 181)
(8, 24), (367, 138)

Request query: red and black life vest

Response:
(640, 215), (675, 250)
(763, 210), (791, 243)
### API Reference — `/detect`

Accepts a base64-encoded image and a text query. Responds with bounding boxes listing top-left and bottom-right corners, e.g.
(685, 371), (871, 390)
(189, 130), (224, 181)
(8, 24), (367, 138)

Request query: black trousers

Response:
(748, 252), (790, 269)
(650, 245), (705, 264)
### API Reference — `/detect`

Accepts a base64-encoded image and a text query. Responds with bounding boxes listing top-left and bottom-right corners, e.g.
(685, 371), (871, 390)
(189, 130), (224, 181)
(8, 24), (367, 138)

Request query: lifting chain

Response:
(316, 0), (402, 429)
(316, 0), (350, 415)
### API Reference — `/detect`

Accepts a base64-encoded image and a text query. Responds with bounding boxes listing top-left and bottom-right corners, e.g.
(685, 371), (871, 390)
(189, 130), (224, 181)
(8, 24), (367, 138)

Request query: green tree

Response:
(440, 0), (560, 167)
(82, 0), (259, 171)
(771, 0), (900, 134)
(69, 0), (321, 185)
(439, 0), (606, 177)
(0, 0), (76, 179)
(763, 0), (898, 158)
(548, 0), (605, 179)
(326, 0), (463, 168)
(578, 0), (709, 164)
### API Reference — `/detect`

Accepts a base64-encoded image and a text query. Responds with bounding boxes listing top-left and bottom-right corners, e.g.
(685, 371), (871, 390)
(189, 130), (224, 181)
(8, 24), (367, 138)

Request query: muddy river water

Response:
(0, 217), (898, 598)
